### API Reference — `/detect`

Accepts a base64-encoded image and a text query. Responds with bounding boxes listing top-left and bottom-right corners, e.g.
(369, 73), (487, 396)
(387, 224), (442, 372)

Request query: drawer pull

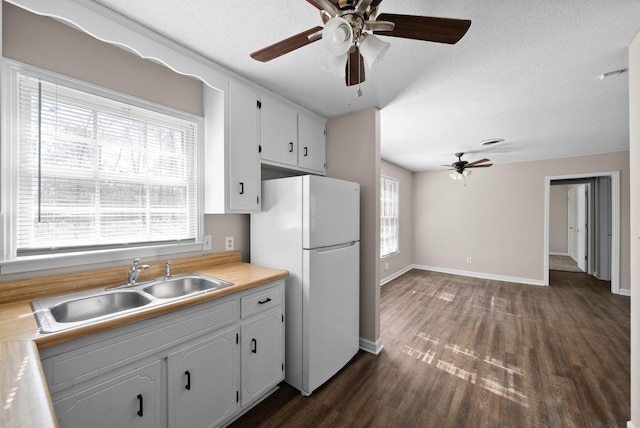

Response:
(289, 142), (294, 152)
(185, 370), (191, 390)
(137, 394), (144, 417)
(258, 297), (272, 305)
(251, 338), (257, 353)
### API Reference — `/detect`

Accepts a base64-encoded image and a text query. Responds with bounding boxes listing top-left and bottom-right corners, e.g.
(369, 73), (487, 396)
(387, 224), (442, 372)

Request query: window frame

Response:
(0, 59), (205, 275)
(380, 175), (400, 259)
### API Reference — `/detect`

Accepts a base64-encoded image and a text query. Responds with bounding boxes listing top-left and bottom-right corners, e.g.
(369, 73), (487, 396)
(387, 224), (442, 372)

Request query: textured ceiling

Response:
(89, 0), (640, 171)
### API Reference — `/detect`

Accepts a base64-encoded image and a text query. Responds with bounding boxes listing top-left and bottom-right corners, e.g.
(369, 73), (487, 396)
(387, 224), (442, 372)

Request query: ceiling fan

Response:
(250, 0), (471, 86)
(444, 152), (492, 180)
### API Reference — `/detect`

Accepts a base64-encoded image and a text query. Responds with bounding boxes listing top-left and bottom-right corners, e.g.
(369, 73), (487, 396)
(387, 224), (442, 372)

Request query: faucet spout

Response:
(128, 258), (149, 286)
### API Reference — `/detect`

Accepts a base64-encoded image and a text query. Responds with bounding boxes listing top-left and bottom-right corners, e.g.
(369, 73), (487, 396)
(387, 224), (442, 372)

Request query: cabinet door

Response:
(168, 326), (239, 428)
(241, 307), (284, 406)
(53, 361), (162, 428)
(298, 113), (326, 174)
(260, 96), (298, 167)
(229, 81), (261, 211)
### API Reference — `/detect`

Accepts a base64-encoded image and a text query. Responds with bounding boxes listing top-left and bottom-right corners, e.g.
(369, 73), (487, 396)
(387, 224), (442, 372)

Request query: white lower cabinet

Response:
(168, 326), (239, 428)
(53, 360), (162, 428)
(42, 279), (285, 428)
(241, 307), (284, 406)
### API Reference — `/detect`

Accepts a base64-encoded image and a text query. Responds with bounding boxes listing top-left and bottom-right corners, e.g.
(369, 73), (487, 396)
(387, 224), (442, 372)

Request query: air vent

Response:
(480, 138), (505, 147)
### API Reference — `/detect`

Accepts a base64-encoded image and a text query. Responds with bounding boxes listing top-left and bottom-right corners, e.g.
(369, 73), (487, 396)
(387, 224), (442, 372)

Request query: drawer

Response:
(241, 284), (282, 319)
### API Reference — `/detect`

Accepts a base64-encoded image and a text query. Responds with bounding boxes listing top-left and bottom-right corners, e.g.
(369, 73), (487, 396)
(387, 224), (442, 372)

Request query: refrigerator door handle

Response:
(312, 241), (358, 253)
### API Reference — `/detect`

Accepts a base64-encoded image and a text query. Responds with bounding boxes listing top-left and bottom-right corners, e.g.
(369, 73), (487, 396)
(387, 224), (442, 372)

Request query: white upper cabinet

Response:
(259, 94), (326, 175)
(297, 113), (326, 174)
(204, 80), (261, 213)
(260, 97), (298, 167)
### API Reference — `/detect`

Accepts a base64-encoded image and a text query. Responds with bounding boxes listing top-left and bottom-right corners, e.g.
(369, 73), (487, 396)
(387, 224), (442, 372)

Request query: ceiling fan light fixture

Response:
(359, 33), (390, 69)
(323, 17), (354, 56)
(322, 53), (348, 78)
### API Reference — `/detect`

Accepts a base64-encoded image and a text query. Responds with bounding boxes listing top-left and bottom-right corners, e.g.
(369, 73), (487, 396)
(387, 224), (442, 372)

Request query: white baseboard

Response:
(619, 288), (632, 296)
(380, 265), (414, 286)
(359, 337), (383, 355)
(628, 420), (635, 428)
(412, 264), (546, 286)
(549, 251), (570, 256)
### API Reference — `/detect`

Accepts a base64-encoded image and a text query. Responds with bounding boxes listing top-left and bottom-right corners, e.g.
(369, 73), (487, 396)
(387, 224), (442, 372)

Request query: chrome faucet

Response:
(128, 258), (149, 285)
(164, 259), (172, 280)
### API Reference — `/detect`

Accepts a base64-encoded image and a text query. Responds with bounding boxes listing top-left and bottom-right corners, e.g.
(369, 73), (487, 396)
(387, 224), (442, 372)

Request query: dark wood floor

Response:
(229, 269), (630, 427)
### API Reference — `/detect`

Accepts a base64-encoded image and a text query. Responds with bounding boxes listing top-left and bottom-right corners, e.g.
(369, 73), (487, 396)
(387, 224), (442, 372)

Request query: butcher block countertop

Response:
(0, 251), (288, 428)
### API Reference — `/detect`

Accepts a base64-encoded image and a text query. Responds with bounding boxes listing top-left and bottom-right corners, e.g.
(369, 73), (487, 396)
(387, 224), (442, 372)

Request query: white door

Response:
(54, 361), (162, 428)
(303, 241), (359, 395)
(168, 327), (238, 428)
(598, 177), (612, 280)
(303, 176), (360, 249)
(229, 81), (260, 211)
(241, 308), (284, 406)
(568, 188), (575, 258)
(577, 184), (587, 271)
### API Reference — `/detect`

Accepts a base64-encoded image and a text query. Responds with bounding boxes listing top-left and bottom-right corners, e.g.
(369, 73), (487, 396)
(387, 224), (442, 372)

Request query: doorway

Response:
(544, 172), (620, 294)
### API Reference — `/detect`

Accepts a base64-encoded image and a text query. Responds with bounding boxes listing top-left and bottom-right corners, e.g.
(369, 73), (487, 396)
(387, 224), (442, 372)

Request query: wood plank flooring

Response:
(229, 269), (630, 427)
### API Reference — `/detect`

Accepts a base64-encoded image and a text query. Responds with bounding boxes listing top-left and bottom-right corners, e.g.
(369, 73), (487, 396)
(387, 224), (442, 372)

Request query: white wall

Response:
(413, 152), (630, 287)
(380, 160), (414, 283)
(628, 29), (640, 428)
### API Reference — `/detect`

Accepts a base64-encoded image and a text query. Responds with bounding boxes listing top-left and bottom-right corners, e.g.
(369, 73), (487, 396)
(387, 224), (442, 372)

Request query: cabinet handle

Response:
(289, 142), (294, 153)
(137, 394), (143, 417)
(239, 182), (244, 195)
(251, 338), (257, 354)
(185, 370), (191, 390)
(304, 147), (308, 157)
(258, 297), (272, 305)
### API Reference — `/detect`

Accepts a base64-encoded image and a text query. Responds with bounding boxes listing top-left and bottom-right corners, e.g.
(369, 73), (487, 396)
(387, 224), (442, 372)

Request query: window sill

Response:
(380, 251), (400, 261)
(0, 242), (204, 276)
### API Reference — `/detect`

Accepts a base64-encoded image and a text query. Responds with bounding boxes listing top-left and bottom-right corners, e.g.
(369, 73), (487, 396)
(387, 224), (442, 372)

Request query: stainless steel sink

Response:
(31, 272), (233, 333)
(49, 291), (152, 323)
(143, 275), (232, 299)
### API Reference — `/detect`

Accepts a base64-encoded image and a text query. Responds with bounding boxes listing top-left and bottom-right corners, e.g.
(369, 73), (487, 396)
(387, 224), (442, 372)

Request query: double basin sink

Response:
(31, 273), (233, 334)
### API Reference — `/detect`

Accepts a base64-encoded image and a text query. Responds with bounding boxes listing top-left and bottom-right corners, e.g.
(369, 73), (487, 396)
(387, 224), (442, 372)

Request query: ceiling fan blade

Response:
(354, 0), (374, 15)
(250, 26), (323, 62)
(306, 0), (339, 16)
(365, 20), (395, 32)
(346, 49), (366, 86)
(467, 164), (493, 168)
(374, 14), (471, 44)
(466, 158), (490, 167)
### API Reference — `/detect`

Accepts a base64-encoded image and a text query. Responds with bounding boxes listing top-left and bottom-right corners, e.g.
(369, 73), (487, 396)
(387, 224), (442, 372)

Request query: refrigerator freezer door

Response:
(303, 241), (359, 395)
(303, 175), (359, 249)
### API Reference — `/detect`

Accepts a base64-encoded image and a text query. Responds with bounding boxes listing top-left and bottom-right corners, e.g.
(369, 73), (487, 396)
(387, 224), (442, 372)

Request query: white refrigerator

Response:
(251, 175), (360, 396)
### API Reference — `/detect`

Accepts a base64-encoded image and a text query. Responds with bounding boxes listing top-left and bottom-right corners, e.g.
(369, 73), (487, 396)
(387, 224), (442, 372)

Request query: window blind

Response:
(380, 176), (399, 258)
(16, 73), (198, 255)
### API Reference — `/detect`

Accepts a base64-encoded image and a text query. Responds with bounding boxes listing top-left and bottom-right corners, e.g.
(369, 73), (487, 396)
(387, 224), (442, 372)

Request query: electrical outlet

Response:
(225, 236), (234, 251)
(385, 262), (389, 271)
(203, 235), (212, 251)
(466, 257), (472, 264)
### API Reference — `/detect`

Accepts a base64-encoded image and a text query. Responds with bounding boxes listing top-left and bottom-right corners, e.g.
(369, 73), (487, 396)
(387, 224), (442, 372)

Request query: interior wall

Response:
(1, 2), (251, 278)
(628, 29), (639, 428)
(326, 108), (381, 350)
(549, 185), (569, 254)
(413, 151), (630, 288)
(380, 160), (414, 282)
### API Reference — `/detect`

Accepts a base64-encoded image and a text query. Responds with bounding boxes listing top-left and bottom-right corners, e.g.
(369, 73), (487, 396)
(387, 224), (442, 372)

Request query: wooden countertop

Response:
(0, 251), (288, 428)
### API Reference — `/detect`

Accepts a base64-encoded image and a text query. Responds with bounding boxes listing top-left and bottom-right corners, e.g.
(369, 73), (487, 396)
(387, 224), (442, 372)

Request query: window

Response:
(380, 175), (399, 258)
(2, 61), (201, 265)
